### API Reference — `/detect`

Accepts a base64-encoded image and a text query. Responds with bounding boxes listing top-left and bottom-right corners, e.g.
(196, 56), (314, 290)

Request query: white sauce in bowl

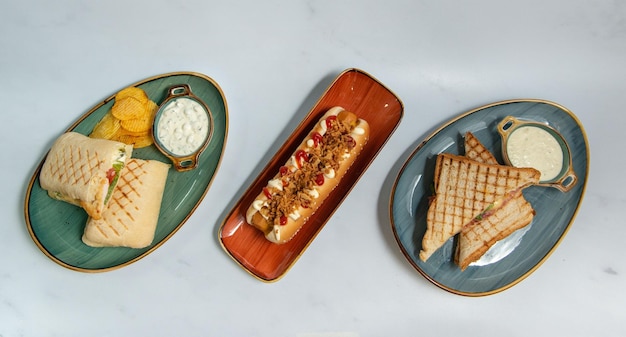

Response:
(506, 126), (563, 181)
(156, 97), (210, 156)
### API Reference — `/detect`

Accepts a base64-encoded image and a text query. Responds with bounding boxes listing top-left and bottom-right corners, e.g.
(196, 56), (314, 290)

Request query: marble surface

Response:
(2, 1), (625, 336)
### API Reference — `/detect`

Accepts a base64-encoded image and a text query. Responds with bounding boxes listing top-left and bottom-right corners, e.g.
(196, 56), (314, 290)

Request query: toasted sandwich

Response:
(454, 132), (536, 269)
(433, 132), (499, 190)
(464, 132), (498, 165)
(419, 152), (540, 262)
(39, 132), (133, 220)
(455, 189), (535, 270)
(82, 158), (170, 248)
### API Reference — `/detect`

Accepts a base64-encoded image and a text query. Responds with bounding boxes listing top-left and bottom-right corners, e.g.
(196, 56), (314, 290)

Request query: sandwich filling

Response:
(50, 146), (129, 205)
(105, 148), (129, 203)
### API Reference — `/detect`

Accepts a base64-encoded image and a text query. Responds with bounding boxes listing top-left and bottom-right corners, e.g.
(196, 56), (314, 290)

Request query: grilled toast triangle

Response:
(464, 132), (498, 165)
(455, 189), (535, 270)
(453, 132), (536, 270)
(419, 152), (540, 262)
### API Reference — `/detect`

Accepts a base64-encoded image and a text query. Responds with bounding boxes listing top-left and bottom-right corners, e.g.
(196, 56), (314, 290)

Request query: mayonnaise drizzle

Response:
(352, 126), (365, 135)
(289, 210), (301, 221)
(252, 200), (264, 211)
(324, 168), (336, 179)
(308, 189), (319, 199)
(268, 178), (283, 191)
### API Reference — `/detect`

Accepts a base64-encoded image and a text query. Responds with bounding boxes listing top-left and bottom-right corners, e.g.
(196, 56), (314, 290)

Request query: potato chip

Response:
(92, 86), (157, 149)
(115, 87), (148, 104)
(113, 134), (153, 148)
(90, 112), (121, 139)
(118, 127), (150, 137)
(120, 99), (157, 132)
(111, 97), (145, 121)
(121, 116), (152, 133)
(145, 99), (158, 114)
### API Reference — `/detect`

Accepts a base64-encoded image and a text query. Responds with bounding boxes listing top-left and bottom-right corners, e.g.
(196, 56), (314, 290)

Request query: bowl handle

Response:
(497, 116), (522, 138)
(170, 153), (202, 172)
(549, 166), (577, 192)
(167, 84), (193, 98)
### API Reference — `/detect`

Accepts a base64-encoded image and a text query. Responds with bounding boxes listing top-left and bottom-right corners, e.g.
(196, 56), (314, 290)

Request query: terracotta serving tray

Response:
(219, 68), (404, 281)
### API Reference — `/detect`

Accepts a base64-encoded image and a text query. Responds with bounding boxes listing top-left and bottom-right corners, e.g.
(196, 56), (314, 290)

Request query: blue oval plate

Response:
(390, 99), (589, 296)
(24, 72), (228, 272)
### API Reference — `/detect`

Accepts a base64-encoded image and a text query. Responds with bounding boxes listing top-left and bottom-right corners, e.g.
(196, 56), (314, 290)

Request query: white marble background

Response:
(2, 0), (625, 336)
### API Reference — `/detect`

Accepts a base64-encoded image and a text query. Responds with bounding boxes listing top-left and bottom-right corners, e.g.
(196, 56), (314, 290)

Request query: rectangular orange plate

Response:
(218, 68), (404, 281)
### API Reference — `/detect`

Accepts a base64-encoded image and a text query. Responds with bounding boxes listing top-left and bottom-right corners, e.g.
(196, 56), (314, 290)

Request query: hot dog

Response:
(245, 106), (370, 244)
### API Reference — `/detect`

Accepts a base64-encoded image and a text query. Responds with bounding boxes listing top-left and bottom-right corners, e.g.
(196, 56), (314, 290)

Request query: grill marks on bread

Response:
(48, 144), (105, 188)
(420, 153), (540, 262)
(82, 159), (169, 248)
(97, 160), (147, 237)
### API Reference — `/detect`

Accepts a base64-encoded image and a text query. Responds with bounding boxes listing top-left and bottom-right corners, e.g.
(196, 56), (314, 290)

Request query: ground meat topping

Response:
(261, 113), (358, 225)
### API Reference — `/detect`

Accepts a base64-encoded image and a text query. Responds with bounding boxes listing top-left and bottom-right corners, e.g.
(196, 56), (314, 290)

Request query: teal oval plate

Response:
(24, 72), (228, 272)
(390, 99), (588, 296)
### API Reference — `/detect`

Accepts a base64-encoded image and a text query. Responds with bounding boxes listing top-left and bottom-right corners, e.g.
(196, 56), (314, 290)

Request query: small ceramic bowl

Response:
(497, 116), (576, 192)
(152, 84), (214, 171)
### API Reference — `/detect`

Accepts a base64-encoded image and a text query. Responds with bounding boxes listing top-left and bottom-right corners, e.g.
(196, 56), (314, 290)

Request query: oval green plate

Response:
(24, 72), (228, 272)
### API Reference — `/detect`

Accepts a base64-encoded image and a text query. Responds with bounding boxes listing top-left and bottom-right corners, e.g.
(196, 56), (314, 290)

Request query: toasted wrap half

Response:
(82, 158), (170, 248)
(39, 132), (133, 220)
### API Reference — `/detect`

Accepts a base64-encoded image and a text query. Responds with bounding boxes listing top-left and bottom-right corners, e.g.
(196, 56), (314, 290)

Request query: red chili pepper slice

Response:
(106, 168), (116, 184)
(315, 173), (325, 186)
(295, 149), (309, 168)
(263, 187), (272, 199)
(279, 216), (288, 226)
(311, 132), (323, 147)
(325, 115), (337, 129)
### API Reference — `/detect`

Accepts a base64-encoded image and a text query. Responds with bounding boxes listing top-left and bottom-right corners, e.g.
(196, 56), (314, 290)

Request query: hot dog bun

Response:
(245, 106), (370, 244)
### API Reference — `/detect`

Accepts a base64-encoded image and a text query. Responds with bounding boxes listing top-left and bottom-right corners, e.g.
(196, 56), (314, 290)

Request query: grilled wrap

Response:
(82, 158), (170, 248)
(39, 132), (133, 220)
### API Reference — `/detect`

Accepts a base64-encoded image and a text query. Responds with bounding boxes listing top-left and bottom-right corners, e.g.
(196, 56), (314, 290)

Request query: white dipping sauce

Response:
(506, 126), (563, 181)
(156, 97), (209, 156)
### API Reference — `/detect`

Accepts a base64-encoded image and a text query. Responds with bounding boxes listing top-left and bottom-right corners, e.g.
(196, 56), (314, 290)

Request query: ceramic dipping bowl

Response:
(497, 116), (577, 192)
(152, 84), (214, 171)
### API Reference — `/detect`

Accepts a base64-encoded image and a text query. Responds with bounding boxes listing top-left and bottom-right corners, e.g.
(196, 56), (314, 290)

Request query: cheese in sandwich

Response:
(39, 132), (133, 220)
(82, 158), (169, 248)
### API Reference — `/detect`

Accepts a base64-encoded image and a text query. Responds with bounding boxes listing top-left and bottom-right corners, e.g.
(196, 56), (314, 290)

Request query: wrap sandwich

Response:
(39, 132), (133, 220)
(82, 158), (170, 248)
